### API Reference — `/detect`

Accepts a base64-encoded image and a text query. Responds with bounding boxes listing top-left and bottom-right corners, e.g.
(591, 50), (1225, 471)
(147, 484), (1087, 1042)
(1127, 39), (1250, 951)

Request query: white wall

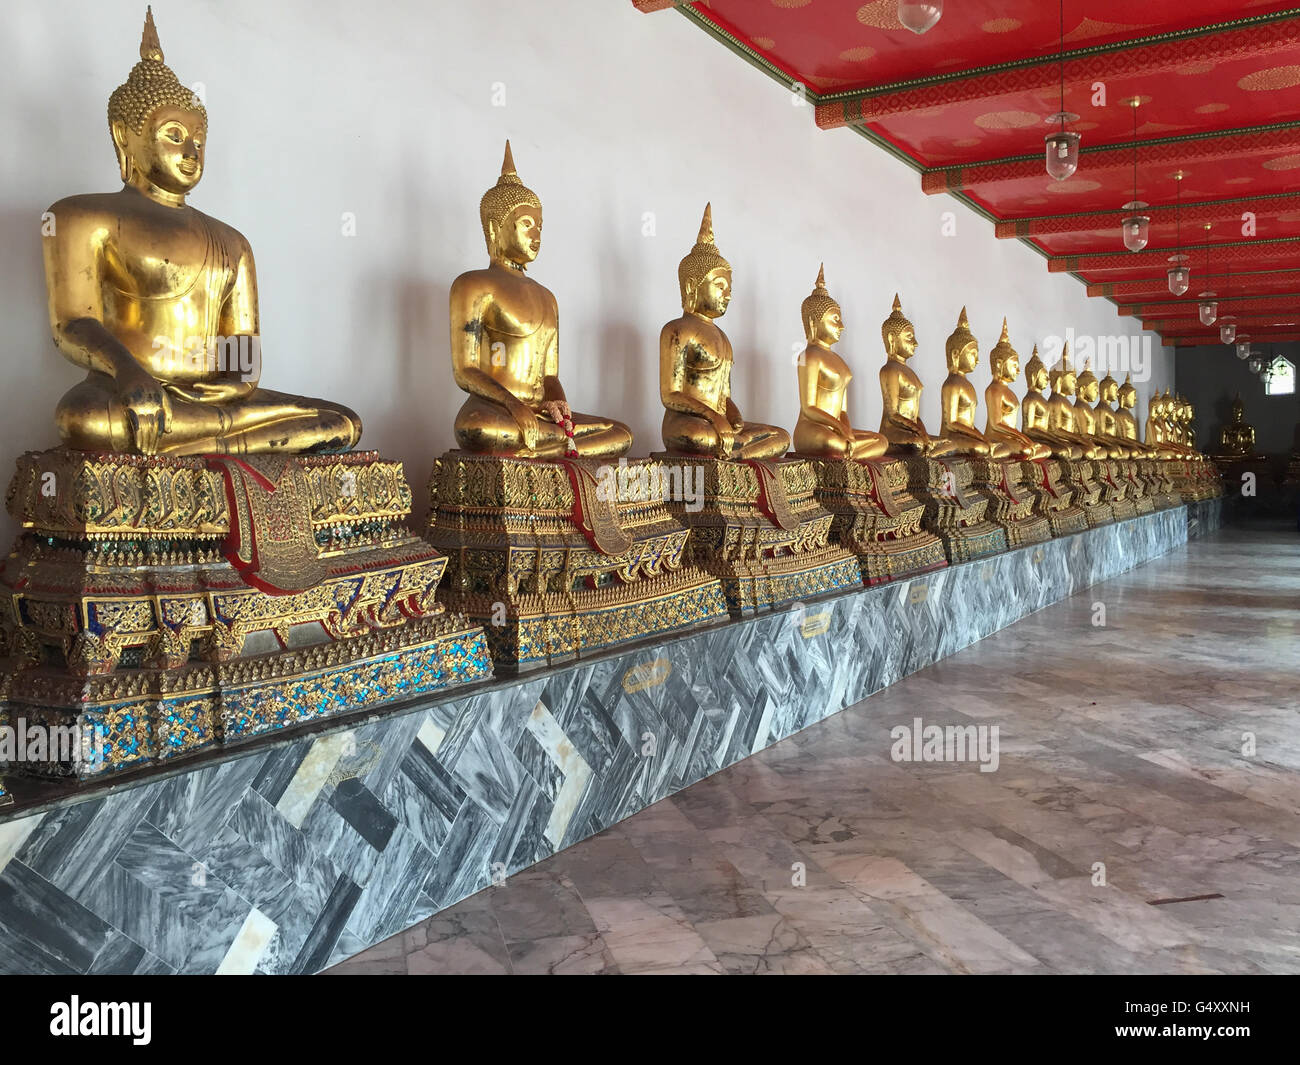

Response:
(0, 0), (1171, 539)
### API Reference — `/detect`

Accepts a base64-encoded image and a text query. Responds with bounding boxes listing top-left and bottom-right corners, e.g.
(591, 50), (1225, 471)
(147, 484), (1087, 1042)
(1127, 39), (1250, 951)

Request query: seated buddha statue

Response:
(938, 308), (1012, 458)
(660, 205), (788, 461)
(1073, 362), (1118, 458)
(1146, 392), (1193, 456)
(1021, 346), (1083, 459)
(1218, 394), (1257, 457)
(1047, 348), (1105, 459)
(44, 10), (360, 456)
(1092, 373), (1131, 459)
(878, 296), (955, 456)
(450, 142), (631, 458)
(791, 266), (887, 460)
(984, 322), (1050, 461)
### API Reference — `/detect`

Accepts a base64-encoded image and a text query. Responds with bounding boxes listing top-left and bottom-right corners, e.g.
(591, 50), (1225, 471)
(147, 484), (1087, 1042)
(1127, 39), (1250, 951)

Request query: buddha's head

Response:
(1231, 393), (1245, 423)
(1150, 391), (1165, 417)
(945, 307), (979, 374)
(1099, 373), (1120, 405)
(1118, 374), (1138, 411)
(881, 294), (917, 362)
(1076, 361), (1099, 404)
(801, 264), (842, 346)
(1024, 346), (1049, 391)
(989, 318), (1019, 383)
(678, 204), (732, 318)
(1049, 344), (1076, 395)
(107, 8), (207, 196)
(480, 141), (543, 268)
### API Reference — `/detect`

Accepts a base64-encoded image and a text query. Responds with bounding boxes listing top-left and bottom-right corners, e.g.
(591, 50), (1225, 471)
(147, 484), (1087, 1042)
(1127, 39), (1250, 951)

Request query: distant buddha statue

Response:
(984, 322), (1050, 461)
(1218, 394), (1257, 457)
(1093, 373), (1131, 459)
(1146, 392), (1192, 457)
(878, 295), (954, 456)
(44, 9), (361, 456)
(449, 142), (631, 458)
(938, 307), (1011, 458)
(660, 205), (788, 460)
(1047, 347), (1104, 459)
(1021, 346), (1082, 459)
(1072, 361), (1115, 458)
(792, 266), (887, 460)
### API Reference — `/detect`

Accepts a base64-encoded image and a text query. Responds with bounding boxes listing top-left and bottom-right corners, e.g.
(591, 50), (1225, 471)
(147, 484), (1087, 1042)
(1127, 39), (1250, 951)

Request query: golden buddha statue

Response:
(1047, 348), (1104, 459)
(1217, 394), (1257, 457)
(1118, 376), (1180, 508)
(878, 296), (954, 456)
(450, 142), (631, 458)
(983, 322), (1050, 461)
(660, 206), (788, 461)
(1092, 373), (1132, 459)
(1146, 392), (1192, 456)
(1072, 362), (1115, 458)
(937, 308), (1012, 458)
(1021, 346), (1082, 460)
(44, 9), (360, 456)
(792, 266), (887, 460)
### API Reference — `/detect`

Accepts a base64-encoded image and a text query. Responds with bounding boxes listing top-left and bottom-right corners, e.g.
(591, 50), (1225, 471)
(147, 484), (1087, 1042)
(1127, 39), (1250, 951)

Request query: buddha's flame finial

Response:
(500, 139), (520, 185)
(140, 6), (163, 62)
(1124, 372), (1132, 384)
(696, 203), (715, 247)
(958, 306), (970, 328)
(892, 293), (902, 312)
(1000, 317), (1010, 342)
(815, 263), (826, 290)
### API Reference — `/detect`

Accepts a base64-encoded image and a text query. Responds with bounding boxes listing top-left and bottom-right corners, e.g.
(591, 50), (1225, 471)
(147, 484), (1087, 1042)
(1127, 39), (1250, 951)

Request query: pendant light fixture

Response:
(898, 0), (942, 35)
(1197, 225), (1217, 326)
(1121, 99), (1149, 252)
(1218, 264), (1236, 344)
(1235, 336), (1252, 359)
(1166, 172), (1191, 296)
(1044, 0), (1080, 181)
(1247, 352), (1265, 375)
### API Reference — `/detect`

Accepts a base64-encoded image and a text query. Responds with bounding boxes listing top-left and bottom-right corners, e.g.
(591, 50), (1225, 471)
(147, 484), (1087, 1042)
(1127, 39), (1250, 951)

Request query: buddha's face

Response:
(498, 205), (542, 265)
(955, 341), (978, 374)
(887, 325), (917, 361)
(1119, 387), (1136, 410)
(693, 268), (732, 318)
(1101, 381), (1118, 403)
(1078, 377), (1098, 403)
(1062, 370), (1077, 395)
(815, 306), (844, 346)
(1232, 400), (1244, 422)
(1027, 363), (1047, 390)
(998, 352), (1020, 382)
(116, 104), (206, 195)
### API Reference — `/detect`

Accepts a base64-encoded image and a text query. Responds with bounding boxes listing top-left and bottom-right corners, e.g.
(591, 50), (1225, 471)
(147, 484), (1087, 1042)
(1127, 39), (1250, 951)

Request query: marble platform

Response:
(1186, 497), (1224, 540)
(0, 506), (1190, 974)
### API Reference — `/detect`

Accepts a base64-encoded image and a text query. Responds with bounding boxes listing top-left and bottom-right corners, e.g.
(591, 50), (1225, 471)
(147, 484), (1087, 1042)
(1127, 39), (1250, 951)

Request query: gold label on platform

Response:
(1032, 548), (1045, 565)
(980, 563), (995, 583)
(800, 610), (831, 639)
(623, 658), (671, 694)
(909, 582), (929, 605)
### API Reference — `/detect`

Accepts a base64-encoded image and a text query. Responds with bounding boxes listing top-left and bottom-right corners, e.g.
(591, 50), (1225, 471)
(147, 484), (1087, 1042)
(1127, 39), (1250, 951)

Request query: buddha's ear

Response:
(110, 120), (130, 183)
(486, 218), (499, 254)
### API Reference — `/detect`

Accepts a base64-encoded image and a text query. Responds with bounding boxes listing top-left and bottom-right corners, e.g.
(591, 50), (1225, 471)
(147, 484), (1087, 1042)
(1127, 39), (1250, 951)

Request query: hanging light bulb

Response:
(1247, 353), (1265, 374)
(1197, 226), (1216, 324)
(1165, 173), (1190, 295)
(1235, 336), (1252, 359)
(1120, 99), (1149, 251)
(1044, 2), (1080, 180)
(1167, 256), (1191, 296)
(1220, 317), (1237, 345)
(898, 0), (942, 35)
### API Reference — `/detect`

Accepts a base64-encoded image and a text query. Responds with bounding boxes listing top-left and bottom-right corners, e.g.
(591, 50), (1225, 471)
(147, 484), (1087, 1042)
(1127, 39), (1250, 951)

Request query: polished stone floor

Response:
(327, 523), (1300, 975)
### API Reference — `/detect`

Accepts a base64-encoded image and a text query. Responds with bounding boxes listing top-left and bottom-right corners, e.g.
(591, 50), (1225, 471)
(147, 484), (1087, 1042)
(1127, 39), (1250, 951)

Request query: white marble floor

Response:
(328, 522), (1300, 974)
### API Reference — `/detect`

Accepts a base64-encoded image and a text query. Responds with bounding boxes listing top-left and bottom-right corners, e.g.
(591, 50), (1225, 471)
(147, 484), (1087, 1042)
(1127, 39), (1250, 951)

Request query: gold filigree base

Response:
(1018, 459), (1088, 537)
(900, 456), (1008, 564)
(428, 452), (727, 670)
(650, 455), (863, 616)
(795, 455), (948, 584)
(969, 458), (1053, 548)
(1060, 460), (1113, 526)
(0, 449), (492, 779)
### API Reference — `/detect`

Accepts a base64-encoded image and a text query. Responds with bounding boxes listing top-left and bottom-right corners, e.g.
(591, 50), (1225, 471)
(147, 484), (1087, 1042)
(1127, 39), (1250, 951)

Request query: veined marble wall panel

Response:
(0, 508), (1190, 974)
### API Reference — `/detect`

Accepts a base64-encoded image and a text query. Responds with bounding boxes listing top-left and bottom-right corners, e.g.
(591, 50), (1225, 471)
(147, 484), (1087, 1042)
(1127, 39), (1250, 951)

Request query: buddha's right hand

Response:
(512, 404), (541, 452)
(117, 367), (172, 454)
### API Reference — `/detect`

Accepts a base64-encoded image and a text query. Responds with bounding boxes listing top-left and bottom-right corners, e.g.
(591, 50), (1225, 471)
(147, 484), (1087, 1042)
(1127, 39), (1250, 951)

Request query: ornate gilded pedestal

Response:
(651, 455), (861, 615)
(1139, 460), (1182, 510)
(0, 450), (491, 779)
(1019, 459), (1087, 535)
(968, 458), (1052, 547)
(797, 456), (947, 583)
(1121, 461), (1155, 516)
(1059, 459), (1113, 527)
(1097, 460), (1137, 522)
(901, 457), (1007, 563)
(427, 452), (726, 670)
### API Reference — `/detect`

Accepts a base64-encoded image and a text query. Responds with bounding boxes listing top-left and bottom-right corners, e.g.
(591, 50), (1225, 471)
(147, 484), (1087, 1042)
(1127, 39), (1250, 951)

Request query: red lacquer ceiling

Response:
(634, 0), (1300, 347)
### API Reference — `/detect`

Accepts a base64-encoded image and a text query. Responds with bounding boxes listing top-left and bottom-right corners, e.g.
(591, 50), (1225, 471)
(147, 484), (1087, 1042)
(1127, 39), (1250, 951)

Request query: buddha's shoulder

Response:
(660, 314), (724, 344)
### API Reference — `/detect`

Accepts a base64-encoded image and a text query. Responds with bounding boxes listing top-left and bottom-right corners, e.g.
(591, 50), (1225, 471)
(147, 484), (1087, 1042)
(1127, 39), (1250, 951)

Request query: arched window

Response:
(1266, 355), (1296, 396)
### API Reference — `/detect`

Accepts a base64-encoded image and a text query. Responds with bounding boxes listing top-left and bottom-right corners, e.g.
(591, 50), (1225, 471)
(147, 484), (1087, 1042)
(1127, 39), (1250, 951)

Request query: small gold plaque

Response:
(1032, 548), (1044, 564)
(622, 658), (671, 694)
(800, 610), (831, 638)
(909, 582), (929, 604)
